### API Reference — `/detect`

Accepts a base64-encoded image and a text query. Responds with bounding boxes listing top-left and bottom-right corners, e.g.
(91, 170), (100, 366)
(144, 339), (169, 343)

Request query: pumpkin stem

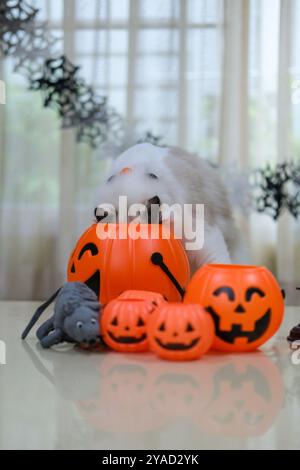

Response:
(151, 252), (185, 298)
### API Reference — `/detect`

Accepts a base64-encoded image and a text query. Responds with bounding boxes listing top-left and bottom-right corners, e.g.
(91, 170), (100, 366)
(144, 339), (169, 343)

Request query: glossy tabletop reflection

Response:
(0, 301), (299, 449)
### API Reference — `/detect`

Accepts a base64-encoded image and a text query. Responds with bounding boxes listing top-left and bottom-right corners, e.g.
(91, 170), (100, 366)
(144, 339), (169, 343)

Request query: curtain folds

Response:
(0, 0), (299, 299)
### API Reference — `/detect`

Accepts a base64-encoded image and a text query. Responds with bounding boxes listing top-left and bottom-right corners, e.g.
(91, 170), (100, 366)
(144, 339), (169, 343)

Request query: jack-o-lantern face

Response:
(184, 264), (285, 352)
(198, 354), (284, 437)
(118, 290), (166, 308)
(67, 223), (190, 304)
(77, 355), (168, 433)
(101, 298), (155, 352)
(148, 303), (214, 361)
(67, 225), (102, 299)
(148, 361), (211, 420)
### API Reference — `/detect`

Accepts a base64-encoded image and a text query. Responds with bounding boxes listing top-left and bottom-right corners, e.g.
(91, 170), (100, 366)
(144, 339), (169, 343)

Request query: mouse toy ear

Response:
(21, 287), (62, 340)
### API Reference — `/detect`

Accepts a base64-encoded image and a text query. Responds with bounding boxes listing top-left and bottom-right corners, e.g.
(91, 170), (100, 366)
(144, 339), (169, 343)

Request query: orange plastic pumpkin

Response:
(184, 264), (285, 352)
(101, 298), (155, 352)
(147, 303), (214, 361)
(118, 290), (166, 307)
(67, 224), (103, 299)
(67, 223), (190, 304)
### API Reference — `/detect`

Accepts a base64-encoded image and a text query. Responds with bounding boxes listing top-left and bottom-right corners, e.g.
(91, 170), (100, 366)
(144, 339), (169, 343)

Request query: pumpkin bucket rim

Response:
(203, 264), (267, 271)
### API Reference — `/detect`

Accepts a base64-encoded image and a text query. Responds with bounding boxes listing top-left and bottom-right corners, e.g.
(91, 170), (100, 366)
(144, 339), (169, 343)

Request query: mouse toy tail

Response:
(21, 287), (62, 340)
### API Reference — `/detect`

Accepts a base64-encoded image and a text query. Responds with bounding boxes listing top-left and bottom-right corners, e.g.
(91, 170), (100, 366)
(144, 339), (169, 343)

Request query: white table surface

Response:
(0, 301), (299, 450)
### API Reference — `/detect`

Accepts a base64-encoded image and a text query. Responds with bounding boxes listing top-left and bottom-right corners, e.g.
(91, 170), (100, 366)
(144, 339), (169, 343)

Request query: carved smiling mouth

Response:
(206, 307), (271, 343)
(155, 337), (200, 351)
(108, 332), (147, 344)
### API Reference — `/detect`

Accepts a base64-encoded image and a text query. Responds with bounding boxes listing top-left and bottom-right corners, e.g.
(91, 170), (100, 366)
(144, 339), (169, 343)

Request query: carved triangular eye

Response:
(186, 322), (194, 332)
(111, 316), (118, 326)
(158, 322), (165, 331)
(137, 317), (145, 326)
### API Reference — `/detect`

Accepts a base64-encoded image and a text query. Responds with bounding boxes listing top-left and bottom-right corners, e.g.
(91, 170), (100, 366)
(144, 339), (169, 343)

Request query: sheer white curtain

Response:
(0, 0), (299, 300)
(243, 0), (300, 283)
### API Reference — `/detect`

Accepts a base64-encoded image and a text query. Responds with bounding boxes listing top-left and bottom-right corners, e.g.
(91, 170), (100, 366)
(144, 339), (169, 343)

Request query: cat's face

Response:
(95, 143), (176, 223)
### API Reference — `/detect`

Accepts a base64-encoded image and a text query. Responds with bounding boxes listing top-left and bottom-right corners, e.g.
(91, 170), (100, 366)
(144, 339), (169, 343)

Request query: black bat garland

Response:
(0, 0), (160, 149)
(1, 1), (300, 220)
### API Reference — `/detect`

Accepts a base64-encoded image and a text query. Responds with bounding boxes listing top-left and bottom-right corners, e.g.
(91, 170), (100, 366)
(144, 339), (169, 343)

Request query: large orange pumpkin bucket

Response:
(67, 223), (190, 304)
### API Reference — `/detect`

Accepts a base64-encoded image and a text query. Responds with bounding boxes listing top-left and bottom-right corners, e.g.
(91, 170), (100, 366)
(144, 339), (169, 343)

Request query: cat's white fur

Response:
(96, 143), (239, 274)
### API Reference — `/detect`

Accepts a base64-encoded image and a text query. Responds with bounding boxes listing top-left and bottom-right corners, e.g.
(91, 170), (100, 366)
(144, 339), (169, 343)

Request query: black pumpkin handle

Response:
(151, 252), (185, 299)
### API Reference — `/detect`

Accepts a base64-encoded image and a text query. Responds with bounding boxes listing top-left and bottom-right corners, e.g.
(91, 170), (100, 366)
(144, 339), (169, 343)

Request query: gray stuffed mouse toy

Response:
(22, 282), (102, 348)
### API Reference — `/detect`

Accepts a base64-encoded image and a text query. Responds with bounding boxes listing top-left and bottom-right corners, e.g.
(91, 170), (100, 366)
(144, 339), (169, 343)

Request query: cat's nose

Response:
(147, 195), (161, 206)
(119, 167), (132, 175)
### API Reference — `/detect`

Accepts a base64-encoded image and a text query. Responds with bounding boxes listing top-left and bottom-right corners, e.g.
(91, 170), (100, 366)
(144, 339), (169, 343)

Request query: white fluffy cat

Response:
(95, 143), (239, 274)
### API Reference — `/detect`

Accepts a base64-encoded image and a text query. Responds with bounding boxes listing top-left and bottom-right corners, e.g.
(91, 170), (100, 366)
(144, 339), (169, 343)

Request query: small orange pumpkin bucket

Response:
(147, 303), (215, 361)
(101, 298), (155, 352)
